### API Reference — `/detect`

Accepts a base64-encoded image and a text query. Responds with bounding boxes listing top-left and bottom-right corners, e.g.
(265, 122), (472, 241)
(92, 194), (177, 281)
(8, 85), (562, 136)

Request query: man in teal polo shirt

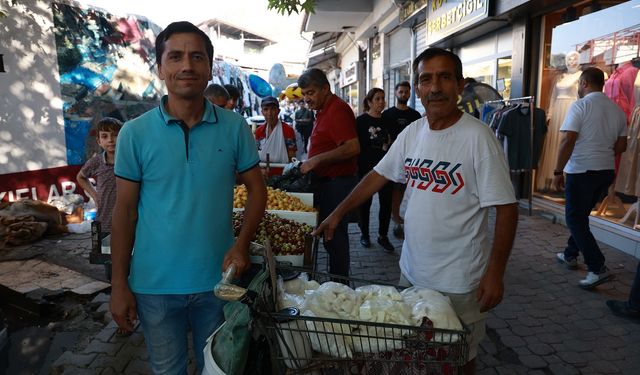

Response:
(109, 21), (266, 374)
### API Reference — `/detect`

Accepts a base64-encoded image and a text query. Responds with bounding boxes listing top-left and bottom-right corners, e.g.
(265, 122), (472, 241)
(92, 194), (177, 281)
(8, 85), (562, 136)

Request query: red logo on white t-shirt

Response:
(403, 158), (464, 195)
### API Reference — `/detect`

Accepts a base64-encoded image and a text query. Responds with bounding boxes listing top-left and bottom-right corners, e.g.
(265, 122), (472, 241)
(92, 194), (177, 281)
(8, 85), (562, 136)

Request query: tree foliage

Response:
(0, 0), (19, 19)
(267, 0), (316, 15)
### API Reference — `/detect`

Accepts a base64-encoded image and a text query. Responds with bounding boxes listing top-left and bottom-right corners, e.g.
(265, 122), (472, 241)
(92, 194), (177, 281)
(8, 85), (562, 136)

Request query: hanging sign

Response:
(427, 0), (490, 44)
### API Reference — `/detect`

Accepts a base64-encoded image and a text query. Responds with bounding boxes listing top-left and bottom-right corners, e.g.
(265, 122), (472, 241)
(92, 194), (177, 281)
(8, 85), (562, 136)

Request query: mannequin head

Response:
(565, 51), (580, 73)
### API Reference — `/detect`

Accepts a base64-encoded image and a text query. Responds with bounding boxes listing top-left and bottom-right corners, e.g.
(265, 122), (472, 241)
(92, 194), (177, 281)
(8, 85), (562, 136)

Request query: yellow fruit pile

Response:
(233, 185), (314, 212)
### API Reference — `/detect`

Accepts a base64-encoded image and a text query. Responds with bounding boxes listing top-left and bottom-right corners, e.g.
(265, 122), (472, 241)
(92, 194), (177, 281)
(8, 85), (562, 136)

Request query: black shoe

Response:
(377, 236), (394, 253)
(392, 224), (404, 238)
(360, 235), (371, 248)
(606, 300), (640, 322)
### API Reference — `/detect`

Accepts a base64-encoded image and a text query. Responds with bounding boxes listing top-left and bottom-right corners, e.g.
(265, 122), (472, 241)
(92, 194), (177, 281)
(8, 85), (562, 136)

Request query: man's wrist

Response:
(553, 170), (564, 176)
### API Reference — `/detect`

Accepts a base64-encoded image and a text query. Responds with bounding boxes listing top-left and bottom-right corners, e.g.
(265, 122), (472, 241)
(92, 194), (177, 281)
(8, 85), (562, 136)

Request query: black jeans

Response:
(358, 181), (392, 239)
(315, 175), (357, 277)
(563, 170), (614, 272)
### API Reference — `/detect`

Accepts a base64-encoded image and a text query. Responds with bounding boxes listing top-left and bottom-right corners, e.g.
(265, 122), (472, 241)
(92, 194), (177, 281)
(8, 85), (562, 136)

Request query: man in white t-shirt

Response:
(313, 48), (518, 374)
(553, 67), (627, 289)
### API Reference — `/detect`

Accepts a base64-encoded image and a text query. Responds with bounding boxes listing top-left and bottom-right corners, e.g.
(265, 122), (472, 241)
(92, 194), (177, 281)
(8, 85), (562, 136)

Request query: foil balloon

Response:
(269, 63), (287, 90)
(248, 74), (273, 98)
(279, 83), (303, 101)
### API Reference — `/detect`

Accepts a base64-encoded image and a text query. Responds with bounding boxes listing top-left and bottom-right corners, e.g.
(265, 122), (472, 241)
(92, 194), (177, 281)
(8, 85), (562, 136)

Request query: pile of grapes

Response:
(234, 185), (314, 212)
(232, 211), (313, 255)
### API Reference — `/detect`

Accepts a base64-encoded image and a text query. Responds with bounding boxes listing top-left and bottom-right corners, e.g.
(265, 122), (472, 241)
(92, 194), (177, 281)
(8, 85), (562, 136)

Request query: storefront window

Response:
(341, 83), (359, 114)
(497, 57), (512, 99)
(465, 60), (494, 86)
(384, 64), (411, 108)
(535, 0), (640, 229)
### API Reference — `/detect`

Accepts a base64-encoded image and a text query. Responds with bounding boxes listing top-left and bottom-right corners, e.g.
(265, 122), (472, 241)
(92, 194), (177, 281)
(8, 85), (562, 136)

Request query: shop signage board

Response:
(341, 61), (358, 88)
(427, 0), (490, 44)
(399, 0), (429, 24)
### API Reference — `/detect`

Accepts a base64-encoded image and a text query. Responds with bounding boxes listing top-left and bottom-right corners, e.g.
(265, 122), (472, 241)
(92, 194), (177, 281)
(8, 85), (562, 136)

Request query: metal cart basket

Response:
(214, 264), (469, 375)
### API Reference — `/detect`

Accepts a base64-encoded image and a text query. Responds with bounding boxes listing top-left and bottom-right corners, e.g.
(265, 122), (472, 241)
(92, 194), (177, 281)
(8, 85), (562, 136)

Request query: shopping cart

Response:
(213, 262), (470, 375)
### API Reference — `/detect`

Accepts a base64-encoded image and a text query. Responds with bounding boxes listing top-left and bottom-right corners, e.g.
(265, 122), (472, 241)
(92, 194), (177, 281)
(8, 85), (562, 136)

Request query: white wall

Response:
(0, 1), (67, 174)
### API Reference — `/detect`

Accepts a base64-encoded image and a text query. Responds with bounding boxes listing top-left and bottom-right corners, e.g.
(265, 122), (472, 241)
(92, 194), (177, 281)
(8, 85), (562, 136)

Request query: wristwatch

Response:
(553, 170), (563, 176)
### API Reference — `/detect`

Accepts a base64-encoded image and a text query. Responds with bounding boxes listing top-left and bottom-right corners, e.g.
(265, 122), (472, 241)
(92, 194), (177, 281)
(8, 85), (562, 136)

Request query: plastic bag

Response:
(302, 282), (359, 320)
(403, 287), (463, 343)
(49, 194), (84, 214)
(356, 285), (403, 302)
(302, 310), (353, 359)
(282, 272), (309, 295)
(67, 221), (92, 234)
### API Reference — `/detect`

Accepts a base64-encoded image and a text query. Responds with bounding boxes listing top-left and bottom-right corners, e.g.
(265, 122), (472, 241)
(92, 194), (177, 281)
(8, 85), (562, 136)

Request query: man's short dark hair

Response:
(224, 84), (240, 100)
(204, 84), (230, 100)
(155, 21), (213, 68)
(395, 81), (411, 91)
(298, 68), (330, 89)
(580, 67), (605, 89)
(412, 48), (463, 84)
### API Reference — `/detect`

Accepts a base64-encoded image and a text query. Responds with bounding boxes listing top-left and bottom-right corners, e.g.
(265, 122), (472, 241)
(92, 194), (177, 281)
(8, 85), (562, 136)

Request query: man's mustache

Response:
(426, 94), (448, 101)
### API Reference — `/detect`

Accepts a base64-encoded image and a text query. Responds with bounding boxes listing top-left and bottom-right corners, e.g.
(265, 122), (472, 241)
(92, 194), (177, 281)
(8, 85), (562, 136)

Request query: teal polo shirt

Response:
(115, 96), (259, 294)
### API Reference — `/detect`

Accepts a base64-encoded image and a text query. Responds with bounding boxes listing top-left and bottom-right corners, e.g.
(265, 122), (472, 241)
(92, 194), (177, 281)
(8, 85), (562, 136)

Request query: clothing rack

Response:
(483, 95), (536, 216)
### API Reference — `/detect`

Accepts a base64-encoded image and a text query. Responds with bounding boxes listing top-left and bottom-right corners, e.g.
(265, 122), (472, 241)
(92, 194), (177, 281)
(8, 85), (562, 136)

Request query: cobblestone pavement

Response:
(44, 199), (640, 374)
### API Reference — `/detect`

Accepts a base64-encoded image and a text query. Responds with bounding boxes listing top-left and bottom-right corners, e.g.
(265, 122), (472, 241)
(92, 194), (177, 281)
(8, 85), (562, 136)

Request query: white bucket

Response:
(202, 323), (226, 375)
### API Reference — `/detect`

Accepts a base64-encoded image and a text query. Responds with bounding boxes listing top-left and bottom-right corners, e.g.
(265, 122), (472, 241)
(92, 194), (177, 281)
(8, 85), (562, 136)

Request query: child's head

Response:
(96, 117), (122, 153)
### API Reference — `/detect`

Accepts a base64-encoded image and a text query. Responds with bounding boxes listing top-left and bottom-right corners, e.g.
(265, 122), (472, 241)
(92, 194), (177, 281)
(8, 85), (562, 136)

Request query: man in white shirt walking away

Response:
(554, 67), (627, 289)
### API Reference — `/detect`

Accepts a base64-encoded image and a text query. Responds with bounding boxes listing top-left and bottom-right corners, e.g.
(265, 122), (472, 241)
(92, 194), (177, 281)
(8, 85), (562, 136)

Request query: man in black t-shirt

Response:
(381, 81), (422, 238)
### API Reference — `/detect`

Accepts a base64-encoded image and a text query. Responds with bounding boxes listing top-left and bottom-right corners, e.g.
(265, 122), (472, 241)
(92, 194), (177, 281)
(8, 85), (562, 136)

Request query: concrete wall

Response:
(0, 1), (66, 175)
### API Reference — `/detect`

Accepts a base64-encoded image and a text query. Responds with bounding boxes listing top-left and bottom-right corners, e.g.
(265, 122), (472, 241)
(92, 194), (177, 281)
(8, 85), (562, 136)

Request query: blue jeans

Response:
(134, 292), (225, 374)
(563, 170), (614, 272)
(630, 261), (640, 310)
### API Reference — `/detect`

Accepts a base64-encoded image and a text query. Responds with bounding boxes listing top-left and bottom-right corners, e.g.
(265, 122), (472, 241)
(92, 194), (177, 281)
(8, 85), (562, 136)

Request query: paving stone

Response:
(500, 335), (526, 348)
(82, 341), (123, 356)
(90, 353), (130, 373)
(601, 324), (631, 337)
(537, 333), (562, 344)
(477, 368), (498, 375)
(94, 326), (117, 343)
(486, 317), (508, 329)
(589, 360), (621, 374)
(541, 354), (562, 364)
(479, 354), (500, 367)
(528, 343), (554, 356)
(560, 338), (594, 353)
(518, 354), (546, 369)
(480, 340), (498, 355)
(513, 346), (531, 357)
(100, 367), (118, 375)
(60, 366), (97, 375)
(595, 347), (625, 361)
(91, 293), (110, 304)
(124, 358), (151, 374)
(555, 351), (588, 365)
(571, 319), (601, 331)
(52, 351), (98, 369)
(96, 303), (110, 314)
(509, 325), (534, 337)
(548, 363), (580, 375)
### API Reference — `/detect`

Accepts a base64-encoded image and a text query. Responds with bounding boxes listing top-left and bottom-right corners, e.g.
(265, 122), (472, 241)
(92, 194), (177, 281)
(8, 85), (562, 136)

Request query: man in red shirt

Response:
(299, 68), (359, 277)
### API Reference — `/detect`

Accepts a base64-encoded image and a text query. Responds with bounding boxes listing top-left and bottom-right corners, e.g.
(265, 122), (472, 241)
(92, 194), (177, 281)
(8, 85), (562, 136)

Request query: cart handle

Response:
(214, 263), (248, 301)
